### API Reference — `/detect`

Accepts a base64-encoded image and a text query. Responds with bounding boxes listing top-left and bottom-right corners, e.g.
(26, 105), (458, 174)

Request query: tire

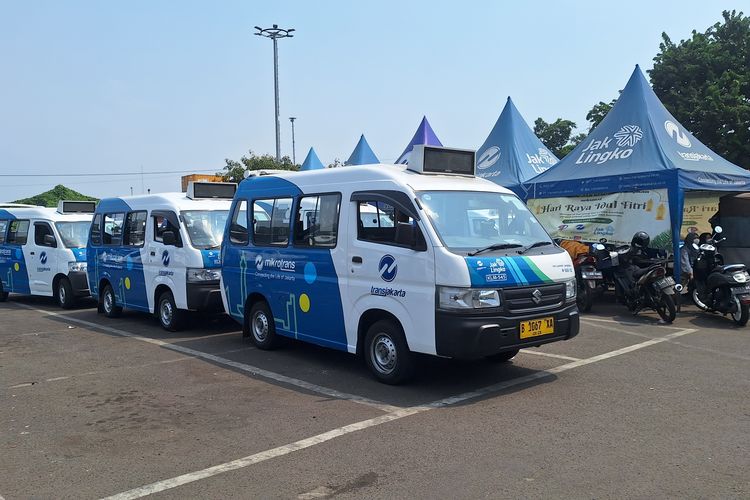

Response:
(157, 290), (186, 332)
(248, 301), (279, 349)
(486, 349), (520, 363)
(0, 281), (8, 302)
(364, 320), (414, 385)
(56, 277), (75, 309)
(577, 282), (594, 313)
(655, 293), (676, 323)
(101, 283), (122, 318)
(730, 297), (749, 327)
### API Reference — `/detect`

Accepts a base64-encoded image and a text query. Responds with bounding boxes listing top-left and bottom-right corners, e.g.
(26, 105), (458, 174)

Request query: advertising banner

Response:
(528, 190), (673, 249)
(680, 191), (720, 237)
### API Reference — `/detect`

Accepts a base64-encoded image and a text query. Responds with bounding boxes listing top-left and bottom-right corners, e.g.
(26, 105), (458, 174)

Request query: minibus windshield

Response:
(182, 210), (230, 249)
(417, 191), (553, 254)
(55, 221), (90, 248)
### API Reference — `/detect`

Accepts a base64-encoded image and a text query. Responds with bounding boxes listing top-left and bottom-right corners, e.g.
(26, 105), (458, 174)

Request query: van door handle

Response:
(352, 256), (363, 264)
(150, 251), (156, 256)
(30, 251), (35, 255)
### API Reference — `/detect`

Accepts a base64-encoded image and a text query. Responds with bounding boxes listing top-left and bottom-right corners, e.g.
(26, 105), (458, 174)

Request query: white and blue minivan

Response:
(87, 182), (235, 330)
(221, 146), (579, 383)
(0, 201), (95, 308)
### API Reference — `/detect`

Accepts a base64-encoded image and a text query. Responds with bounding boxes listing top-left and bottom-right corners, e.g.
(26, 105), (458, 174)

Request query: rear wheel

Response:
(56, 277), (75, 309)
(577, 282), (593, 313)
(101, 283), (122, 318)
(158, 290), (186, 331)
(486, 349), (520, 363)
(364, 320), (414, 385)
(731, 297), (749, 327)
(655, 293), (676, 323)
(248, 301), (279, 349)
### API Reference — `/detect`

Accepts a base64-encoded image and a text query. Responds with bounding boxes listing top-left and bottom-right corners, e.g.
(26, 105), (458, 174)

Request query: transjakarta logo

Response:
(256, 255), (296, 272)
(477, 146), (500, 170)
(162, 250), (170, 267)
(526, 147), (557, 174)
(40, 251), (47, 264)
(664, 120), (691, 148)
(575, 125), (643, 165)
(379, 254), (397, 282)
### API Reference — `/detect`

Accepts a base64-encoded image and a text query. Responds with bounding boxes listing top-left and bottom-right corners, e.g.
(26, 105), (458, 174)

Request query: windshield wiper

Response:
(468, 243), (523, 256)
(518, 241), (552, 255)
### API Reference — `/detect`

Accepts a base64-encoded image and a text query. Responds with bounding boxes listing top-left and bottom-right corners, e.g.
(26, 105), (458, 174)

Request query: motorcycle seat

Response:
(633, 265), (660, 278)
(719, 264), (746, 274)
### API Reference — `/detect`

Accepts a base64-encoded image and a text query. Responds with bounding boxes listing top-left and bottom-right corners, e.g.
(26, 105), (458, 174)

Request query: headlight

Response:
(186, 268), (221, 282)
(68, 261), (87, 272)
(565, 279), (577, 299)
(733, 272), (749, 283)
(437, 286), (500, 310)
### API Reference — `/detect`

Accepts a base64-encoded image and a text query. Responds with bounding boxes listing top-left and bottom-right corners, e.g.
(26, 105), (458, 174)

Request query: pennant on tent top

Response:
(395, 116), (443, 165)
(475, 97), (558, 196)
(344, 134), (380, 166)
(300, 147), (325, 171)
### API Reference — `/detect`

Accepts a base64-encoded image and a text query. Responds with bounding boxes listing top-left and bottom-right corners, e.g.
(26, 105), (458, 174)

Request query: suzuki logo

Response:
(161, 250), (170, 267)
(664, 120), (691, 148)
(531, 288), (542, 304)
(477, 146), (500, 170)
(379, 254), (398, 282)
(40, 251), (47, 264)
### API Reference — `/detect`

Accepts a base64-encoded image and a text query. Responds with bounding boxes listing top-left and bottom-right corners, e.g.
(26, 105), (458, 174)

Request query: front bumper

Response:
(186, 281), (225, 312)
(68, 271), (90, 297)
(435, 302), (579, 359)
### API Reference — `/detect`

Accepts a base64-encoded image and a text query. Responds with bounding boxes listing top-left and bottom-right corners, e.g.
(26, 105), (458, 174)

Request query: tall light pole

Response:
(289, 117), (297, 164)
(254, 24), (294, 162)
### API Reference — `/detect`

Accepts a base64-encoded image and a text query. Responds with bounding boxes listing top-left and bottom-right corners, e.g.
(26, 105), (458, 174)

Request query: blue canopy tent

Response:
(300, 147), (325, 171)
(476, 97), (558, 197)
(345, 134), (379, 165)
(527, 65), (750, 279)
(395, 116), (443, 164)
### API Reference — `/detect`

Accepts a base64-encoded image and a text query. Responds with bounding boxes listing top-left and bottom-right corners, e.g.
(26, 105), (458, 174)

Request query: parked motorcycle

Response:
(573, 245), (605, 312)
(594, 232), (678, 323)
(691, 226), (750, 326)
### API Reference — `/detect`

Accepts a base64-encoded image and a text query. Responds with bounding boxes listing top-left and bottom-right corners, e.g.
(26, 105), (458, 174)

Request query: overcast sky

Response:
(0, 1), (742, 201)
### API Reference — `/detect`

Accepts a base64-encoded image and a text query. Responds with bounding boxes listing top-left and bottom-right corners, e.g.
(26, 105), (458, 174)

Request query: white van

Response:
(221, 146), (579, 383)
(0, 201), (95, 307)
(86, 182), (235, 330)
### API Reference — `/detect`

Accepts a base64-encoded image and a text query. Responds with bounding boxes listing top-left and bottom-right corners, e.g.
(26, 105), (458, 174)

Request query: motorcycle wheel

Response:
(577, 282), (593, 313)
(655, 294), (676, 323)
(692, 288), (709, 311)
(730, 297), (749, 327)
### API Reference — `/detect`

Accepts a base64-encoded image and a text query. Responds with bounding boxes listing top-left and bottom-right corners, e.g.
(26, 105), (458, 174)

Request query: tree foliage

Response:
(217, 150), (297, 183)
(585, 99), (617, 131)
(14, 184), (98, 207)
(533, 118), (585, 158)
(650, 10), (750, 169)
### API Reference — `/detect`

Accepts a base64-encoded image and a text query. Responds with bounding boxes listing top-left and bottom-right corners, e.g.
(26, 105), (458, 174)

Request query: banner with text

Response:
(528, 190), (673, 249)
(680, 191), (720, 238)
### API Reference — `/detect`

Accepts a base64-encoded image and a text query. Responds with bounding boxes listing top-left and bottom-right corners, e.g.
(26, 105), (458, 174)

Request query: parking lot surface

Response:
(1, 295), (748, 499)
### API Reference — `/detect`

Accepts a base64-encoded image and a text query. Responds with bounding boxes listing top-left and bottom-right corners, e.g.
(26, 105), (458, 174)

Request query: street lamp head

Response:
(253, 24), (295, 39)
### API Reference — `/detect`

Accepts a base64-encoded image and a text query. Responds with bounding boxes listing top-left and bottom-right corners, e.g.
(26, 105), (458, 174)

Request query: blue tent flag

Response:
(476, 97), (558, 196)
(300, 147), (325, 171)
(345, 134), (379, 165)
(528, 65), (750, 279)
(396, 116), (443, 164)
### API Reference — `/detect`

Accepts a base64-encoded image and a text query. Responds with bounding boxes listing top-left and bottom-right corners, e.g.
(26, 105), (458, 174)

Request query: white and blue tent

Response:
(528, 65), (750, 278)
(345, 134), (379, 166)
(395, 116), (443, 164)
(476, 97), (558, 197)
(300, 147), (325, 171)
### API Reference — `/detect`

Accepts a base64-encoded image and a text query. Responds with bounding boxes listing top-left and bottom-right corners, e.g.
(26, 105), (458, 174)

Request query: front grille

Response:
(502, 283), (565, 314)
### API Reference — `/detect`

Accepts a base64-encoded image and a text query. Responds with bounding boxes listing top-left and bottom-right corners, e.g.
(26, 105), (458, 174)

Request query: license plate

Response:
(519, 317), (555, 339)
(731, 286), (750, 295)
(656, 277), (675, 288)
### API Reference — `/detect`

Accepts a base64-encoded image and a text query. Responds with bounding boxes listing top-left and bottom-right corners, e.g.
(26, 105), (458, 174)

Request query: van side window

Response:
(229, 200), (249, 245)
(7, 220), (30, 245)
(103, 213), (125, 246)
(153, 215), (180, 245)
(294, 194), (341, 248)
(0, 220), (8, 244)
(34, 222), (56, 247)
(357, 201), (423, 248)
(124, 211), (147, 247)
(90, 214), (102, 245)
(253, 198), (293, 246)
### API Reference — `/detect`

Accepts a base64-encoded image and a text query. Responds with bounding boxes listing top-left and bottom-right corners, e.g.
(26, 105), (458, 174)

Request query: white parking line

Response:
(11, 304), (401, 414)
(520, 350), (580, 361)
(581, 316), (685, 330)
(103, 327), (696, 499)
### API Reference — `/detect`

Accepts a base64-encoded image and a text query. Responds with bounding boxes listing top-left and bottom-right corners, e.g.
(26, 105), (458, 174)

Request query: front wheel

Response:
(731, 297), (749, 327)
(158, 290), (186, 331)
(364, 320), (414, 385)
(101, 283), (122, 318)
(655, 293), (676, 323)
(0, 281), (8, 302)
(577, 282), (594, 313)
(248, 301), (279, 349)
(56, 277), (75, 309)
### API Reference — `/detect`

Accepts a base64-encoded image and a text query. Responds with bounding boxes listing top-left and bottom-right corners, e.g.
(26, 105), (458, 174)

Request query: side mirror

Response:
(162, 230), (178, 246)
(599, 238), (608, 244)
(43, 234), (57, 247)
(714, 226), (723, 234)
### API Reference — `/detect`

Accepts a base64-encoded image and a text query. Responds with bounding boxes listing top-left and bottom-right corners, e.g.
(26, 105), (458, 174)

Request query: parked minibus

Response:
(87, 182), (235, 330)
(221, 146), (579, 383)
(0, 201), (96, 307)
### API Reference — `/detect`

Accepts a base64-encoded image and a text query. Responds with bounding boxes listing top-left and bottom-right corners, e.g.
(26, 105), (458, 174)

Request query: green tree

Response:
(14, 184), (98, 207)
(218, 150), (297, 183)
(585, 99), (617, 131)
(649, 10), (750, 170)
(534, 118), (585, 158)
(327, 159), (342, 169)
